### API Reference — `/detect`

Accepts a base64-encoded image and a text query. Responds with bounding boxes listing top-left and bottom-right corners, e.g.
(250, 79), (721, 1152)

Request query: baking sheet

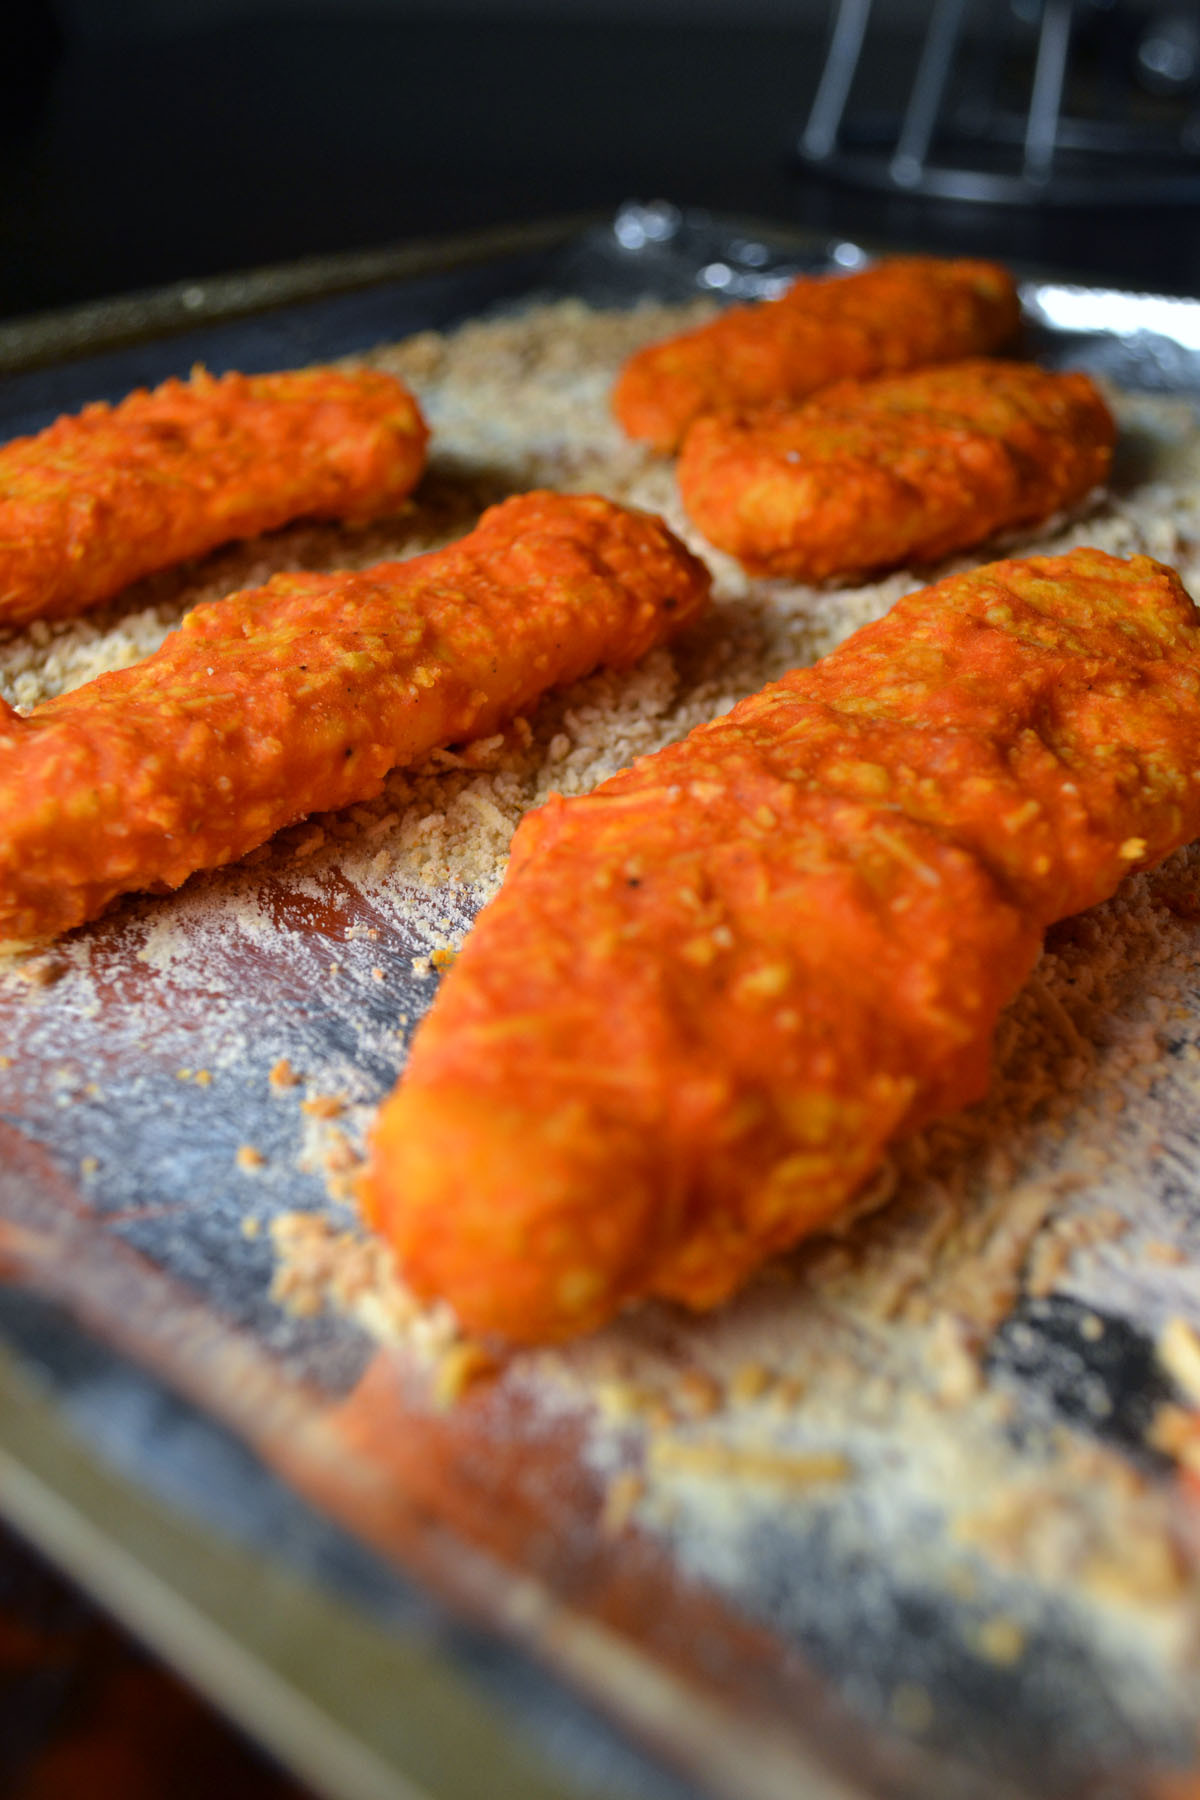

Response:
(4, 208), (1200, 1800)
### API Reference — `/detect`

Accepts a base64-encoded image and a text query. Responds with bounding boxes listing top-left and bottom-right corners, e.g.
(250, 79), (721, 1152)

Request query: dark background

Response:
(3, 0), (1200, 325)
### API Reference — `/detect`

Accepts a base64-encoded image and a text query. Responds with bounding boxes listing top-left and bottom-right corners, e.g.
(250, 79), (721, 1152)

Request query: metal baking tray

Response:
(3, 207), (1200, 1800)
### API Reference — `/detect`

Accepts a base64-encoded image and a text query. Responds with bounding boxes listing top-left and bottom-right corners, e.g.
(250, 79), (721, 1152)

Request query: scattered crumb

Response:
(290, 826), (325, 862)
(765, 1377), (807, 1414)
(600, 1470), (645, 1537)
(236, 1144), (265, 1171)
(1159, 1317), (1200, 1407)
(729, 1361), (772, 1406)
(648, 1439), (851, 1489)
(268, 1212), (453, 1350)
(1024, 1205), (1128, 1301)
(945, 1564), (979, 1602)
(1149, 1403), (1200, 1470)
(17, 957), (66, 988)
(889, 1683), (934, 1734)
(926, 1312), (982, 1407)
(973, 1616), (1026, 1666)
(268, 1057), (300, 1090)
(592, 1377), (657, 1425)
(674, 1369), (722, 1419)
(432, 1341), (497, 1409)
(241, 1216), (261, 1240)
(1084, 1530), (1186, 1608)
(301, 1093), (344, 1119)
(321, 1129), (359, 1173)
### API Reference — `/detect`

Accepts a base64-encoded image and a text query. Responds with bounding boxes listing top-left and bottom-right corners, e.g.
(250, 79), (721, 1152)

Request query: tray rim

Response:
(12, 204), (1199, 383)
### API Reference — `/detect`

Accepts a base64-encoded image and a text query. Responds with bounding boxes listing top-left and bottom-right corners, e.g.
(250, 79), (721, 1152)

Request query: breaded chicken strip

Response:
(0, 493), (709, 946)
(613, 257), (1021, 453)
(365, 548), (1200, 1343)
(677, 360), (1115, 581)
(0, 366), (429, 627)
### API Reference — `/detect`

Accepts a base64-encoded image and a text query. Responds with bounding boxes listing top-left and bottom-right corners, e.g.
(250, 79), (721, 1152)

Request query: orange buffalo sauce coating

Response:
(613, 256), (1021, 453)
(365, 548), (1200, 1343)
(0, 493), (710, 945)
(677, 360), (1115, 581)
(0, 365), (429, 627)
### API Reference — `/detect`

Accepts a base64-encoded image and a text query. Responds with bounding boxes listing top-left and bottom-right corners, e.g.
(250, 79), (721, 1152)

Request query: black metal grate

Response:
(796, 0), (1200, 205)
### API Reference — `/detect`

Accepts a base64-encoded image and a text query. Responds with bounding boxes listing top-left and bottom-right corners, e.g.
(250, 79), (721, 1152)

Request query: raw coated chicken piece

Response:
(366, 548), (1200, 1343)
(0, 492), (710, 945)
(677, 359), (1114, 580)
(0, 365), (429, 626)
(613, 256), (1021, 453)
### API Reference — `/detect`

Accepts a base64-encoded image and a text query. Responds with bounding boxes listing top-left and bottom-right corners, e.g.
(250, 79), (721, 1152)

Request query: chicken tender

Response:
(613, 256), (1021, 453)
(0, 492), (710, 946)
(365, 548), (1200, 1343)
(0, 365), (429, 627)
(677, 360), (1115, 581)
